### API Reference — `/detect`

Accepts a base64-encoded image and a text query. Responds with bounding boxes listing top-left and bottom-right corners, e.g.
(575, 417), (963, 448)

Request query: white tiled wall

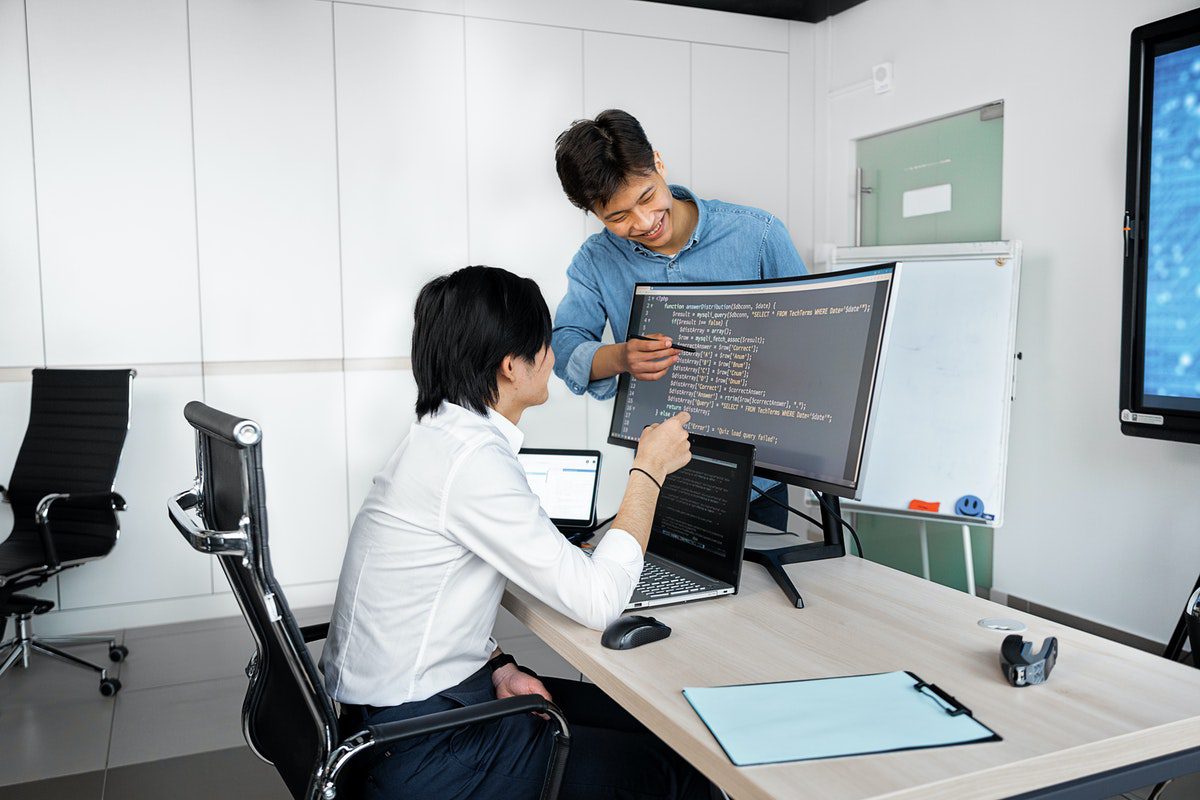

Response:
(0, 0), (43, 369)
(465, 17), (586, 308)
(1, 0), (799, 634)
(190, 0), (343, 363)
(692, 43), (790, 221)
(343, 368), (419, 520)
(26, 0), (201, 367)
(203, 369), (350, 589)
(582, 31), (693, 188)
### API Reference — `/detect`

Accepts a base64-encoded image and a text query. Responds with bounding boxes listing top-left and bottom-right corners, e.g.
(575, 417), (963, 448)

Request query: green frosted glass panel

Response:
(857, 106), (1003, 247)
(851, 514), (993, 594)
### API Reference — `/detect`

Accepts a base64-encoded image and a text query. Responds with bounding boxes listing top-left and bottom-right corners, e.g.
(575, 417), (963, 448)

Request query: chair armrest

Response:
(367, 694), (563, 746)
(35, 491), (127, 524)
(299, 622), (329, 643)
(324, 695), (570, 793)
(34, 491), (127, 569)
(167, 488), (248, 556)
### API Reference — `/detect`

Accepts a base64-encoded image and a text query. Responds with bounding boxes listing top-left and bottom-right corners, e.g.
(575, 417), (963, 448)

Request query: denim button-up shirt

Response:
(551, 185), (808, 400)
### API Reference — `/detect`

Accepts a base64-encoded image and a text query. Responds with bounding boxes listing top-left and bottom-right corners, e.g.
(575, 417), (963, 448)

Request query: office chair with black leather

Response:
(0, 368), (134, 697)
(168, 401), (570, 800)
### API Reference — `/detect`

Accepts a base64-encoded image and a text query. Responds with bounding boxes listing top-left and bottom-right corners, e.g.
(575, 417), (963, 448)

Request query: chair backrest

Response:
(170, 401), (338, 800)
(6, 368), (133, 557)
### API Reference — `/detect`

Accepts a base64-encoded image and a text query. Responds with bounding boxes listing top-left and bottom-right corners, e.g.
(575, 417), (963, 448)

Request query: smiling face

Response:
(593, 154), (681, 252)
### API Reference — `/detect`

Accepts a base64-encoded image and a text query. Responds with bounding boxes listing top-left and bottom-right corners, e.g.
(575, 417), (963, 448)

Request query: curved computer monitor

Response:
(607, 264), (901, 499)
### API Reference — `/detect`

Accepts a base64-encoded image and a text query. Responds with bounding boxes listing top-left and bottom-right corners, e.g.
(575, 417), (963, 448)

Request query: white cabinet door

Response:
(465, 18), (585, 312)
(189, 0), (342, 363)
(0, 0), (43, 368)
(27, 0), (200, 367)
(335, 4), (468, 360)
(691, 44), (788, 221)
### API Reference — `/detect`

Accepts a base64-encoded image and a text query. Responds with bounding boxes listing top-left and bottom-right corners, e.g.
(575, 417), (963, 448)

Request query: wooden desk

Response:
(503, 549), (1200, 800)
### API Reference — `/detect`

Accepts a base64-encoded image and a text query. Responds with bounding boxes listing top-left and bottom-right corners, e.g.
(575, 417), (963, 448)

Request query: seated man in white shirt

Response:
(321, 265), (712, 799)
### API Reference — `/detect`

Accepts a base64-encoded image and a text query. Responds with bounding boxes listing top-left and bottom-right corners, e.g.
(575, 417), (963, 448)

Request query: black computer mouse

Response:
(601, 615), (671, 650)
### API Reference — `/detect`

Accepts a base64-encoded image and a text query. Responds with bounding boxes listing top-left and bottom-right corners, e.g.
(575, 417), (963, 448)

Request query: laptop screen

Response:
(649, 434), (755, 588)
(517, 449), (601, 528)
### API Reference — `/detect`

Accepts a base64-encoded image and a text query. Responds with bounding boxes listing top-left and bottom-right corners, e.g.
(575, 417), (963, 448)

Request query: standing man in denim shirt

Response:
(551, 109), (807, 528)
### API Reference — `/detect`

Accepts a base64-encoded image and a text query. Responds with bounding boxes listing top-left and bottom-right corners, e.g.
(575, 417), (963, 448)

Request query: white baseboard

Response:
(28, 582), (338, 636)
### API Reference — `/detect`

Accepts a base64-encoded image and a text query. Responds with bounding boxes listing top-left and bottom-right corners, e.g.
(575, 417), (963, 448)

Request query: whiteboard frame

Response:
(829, 241), (1022, 528)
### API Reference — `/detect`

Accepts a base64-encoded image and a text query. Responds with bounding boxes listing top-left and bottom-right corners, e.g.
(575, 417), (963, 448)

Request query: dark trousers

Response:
(361, 666), (712, 800)
(747, 482), (789, 531)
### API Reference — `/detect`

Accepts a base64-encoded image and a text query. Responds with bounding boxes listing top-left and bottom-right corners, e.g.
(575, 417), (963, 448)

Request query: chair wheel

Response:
(99, 678), (121, 697)
(109, 645), (128, 663)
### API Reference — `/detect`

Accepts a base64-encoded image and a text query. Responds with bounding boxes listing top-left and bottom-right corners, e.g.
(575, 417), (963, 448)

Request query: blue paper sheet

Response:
(682, 671), (999, 766)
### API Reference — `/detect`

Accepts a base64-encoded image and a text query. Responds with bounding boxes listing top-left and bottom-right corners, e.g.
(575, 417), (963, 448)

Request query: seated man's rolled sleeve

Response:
(563, 339), (618, 400)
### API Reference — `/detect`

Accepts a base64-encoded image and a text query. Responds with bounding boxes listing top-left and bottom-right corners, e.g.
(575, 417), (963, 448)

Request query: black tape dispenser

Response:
(1000, 634), (1058, 687)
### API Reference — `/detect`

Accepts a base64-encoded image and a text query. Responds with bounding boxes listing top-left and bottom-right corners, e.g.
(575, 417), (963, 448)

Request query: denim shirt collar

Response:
(606, 184), (705, 261)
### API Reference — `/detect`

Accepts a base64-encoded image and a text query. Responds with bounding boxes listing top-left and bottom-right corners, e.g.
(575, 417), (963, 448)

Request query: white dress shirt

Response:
(321, 401), (644, 707)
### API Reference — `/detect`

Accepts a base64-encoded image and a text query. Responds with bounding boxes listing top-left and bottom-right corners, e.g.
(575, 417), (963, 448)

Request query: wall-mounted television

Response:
(1121, 7), (1200, 444)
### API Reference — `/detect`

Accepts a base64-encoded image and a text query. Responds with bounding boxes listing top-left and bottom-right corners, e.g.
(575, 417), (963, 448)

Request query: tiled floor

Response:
(0, 604), (580, 799)
(2, 605), (1199, 799)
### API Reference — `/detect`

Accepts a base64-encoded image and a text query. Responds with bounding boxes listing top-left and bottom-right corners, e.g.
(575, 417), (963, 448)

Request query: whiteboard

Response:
(833, 242), (1022, 527)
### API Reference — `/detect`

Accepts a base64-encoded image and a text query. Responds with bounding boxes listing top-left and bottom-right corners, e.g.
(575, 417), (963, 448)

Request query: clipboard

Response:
(682, 670), (1001, 766)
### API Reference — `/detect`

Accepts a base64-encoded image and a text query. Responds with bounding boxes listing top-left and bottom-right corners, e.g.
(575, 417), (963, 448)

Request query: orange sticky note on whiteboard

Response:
(908, 499), (940, 513)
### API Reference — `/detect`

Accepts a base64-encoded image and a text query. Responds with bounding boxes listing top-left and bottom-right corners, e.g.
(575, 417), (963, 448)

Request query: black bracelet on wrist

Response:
(629, 466), (663, 490)
(486, 653), (517, 673)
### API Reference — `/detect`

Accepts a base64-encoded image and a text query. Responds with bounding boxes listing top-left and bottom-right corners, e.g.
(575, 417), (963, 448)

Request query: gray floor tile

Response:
(0, 697), (114, 786)
(107, 676), (247, 768)
(1, 769), (104, 800)
(114, 622), (254, 692)
(0, 638), (124, 710)
(104, 746), (289, 800)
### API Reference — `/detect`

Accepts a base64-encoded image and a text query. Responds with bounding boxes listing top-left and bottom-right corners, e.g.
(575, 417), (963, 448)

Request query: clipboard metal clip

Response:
(913, 680), (973, 717)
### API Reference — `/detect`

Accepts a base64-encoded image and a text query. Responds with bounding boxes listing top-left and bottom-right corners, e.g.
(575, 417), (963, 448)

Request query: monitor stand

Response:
(743, 494), (845, 609)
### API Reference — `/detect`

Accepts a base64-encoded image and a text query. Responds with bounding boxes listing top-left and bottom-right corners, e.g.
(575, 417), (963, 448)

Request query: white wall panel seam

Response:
(463, 15), (471, 265)
(22, 0), (47, 369)
(184, 0), (207, 401)
(331, 2), (354, 534)
(184, 0), (212, 594)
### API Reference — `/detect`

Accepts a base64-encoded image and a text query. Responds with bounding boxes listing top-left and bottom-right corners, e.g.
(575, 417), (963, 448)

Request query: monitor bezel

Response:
(1119, 7), (1200, 444)
(516, 447), (602, 527)
(606, 263), (902, 499)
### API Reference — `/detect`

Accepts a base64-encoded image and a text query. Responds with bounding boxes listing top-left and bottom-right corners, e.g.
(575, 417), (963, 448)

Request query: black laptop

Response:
(626, 433), (755, 610)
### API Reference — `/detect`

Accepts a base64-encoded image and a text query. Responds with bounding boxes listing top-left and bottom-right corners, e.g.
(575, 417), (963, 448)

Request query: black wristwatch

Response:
(486, 653), (517, 673)
(487, 653), (539, 680)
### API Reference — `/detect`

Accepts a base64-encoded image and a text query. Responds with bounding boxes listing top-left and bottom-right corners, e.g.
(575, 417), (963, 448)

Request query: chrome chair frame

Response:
(168, 401), (570, 800)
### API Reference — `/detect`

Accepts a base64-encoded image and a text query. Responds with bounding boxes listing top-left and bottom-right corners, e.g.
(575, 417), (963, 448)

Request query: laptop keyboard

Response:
(637, 560), (708, 599)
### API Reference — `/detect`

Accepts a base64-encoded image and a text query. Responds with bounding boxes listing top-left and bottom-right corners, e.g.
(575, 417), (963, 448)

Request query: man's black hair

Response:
(412, 265), (551, 419)
(555, 109), (656, 213)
